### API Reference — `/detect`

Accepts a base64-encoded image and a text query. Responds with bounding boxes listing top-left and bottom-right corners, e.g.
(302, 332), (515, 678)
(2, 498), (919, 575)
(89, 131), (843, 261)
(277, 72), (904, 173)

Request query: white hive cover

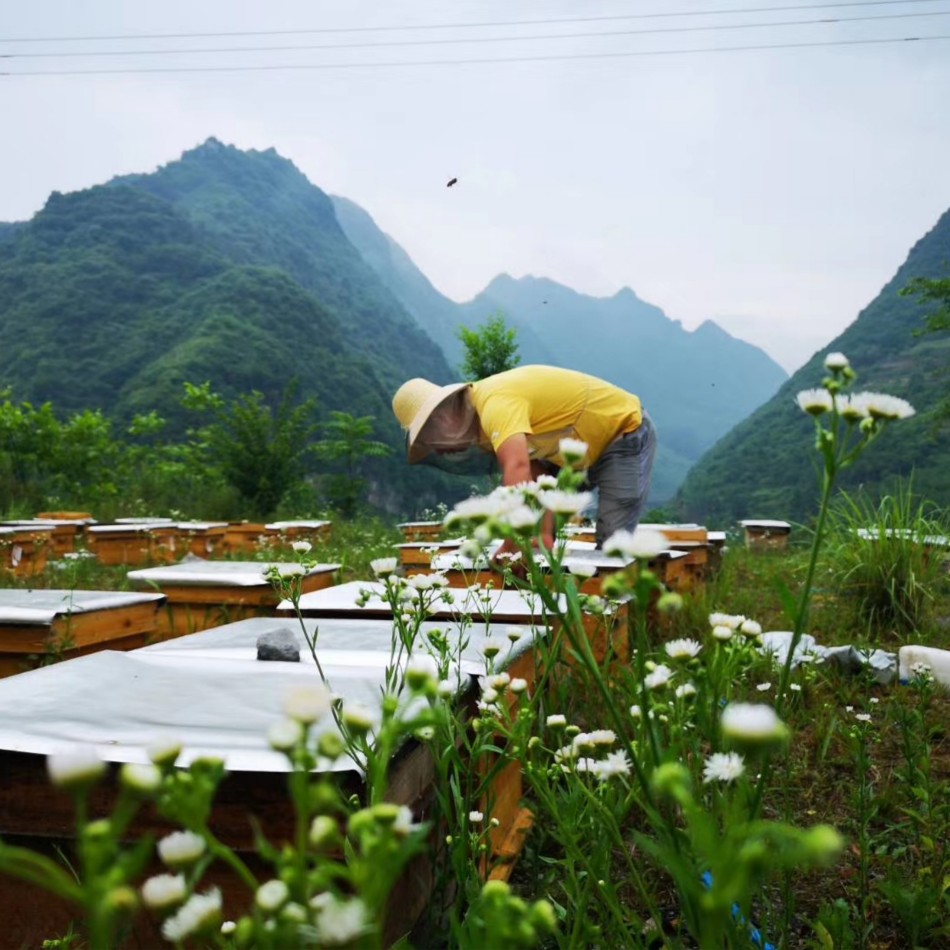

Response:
(0, 615), (541, 774)
(127, 559), (340, 587)
(281, 581), (564, 625)
(265, 520), (331, 530)
(0, 589), (166, 626)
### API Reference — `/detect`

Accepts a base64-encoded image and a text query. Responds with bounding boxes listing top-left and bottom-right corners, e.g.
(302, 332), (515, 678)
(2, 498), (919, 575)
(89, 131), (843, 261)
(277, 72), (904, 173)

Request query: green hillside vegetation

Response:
(676, 207), (950, 525)
(0, 140), (463, 515)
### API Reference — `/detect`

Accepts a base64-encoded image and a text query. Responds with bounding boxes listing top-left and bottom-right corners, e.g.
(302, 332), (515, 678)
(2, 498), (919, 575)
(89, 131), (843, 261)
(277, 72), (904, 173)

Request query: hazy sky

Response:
(2, 1), (949, 373)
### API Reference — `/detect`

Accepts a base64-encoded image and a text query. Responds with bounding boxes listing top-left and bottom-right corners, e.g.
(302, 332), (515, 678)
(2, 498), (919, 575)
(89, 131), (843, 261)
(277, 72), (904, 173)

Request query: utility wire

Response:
(3, 32), (948, 77)
(0, 0), (945, 44)
(3, 9), (949, 60)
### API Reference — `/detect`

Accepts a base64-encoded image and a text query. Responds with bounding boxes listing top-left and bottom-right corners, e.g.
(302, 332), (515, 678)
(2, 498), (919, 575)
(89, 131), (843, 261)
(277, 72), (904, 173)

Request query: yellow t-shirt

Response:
(470, 365), (642, 467)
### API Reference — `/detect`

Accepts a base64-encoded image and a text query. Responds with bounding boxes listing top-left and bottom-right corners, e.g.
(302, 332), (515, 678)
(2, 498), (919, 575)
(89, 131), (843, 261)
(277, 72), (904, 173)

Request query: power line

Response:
(4, 9), (949, 60)
(0, 0), (945, 44)
(3, 32), (948, 77)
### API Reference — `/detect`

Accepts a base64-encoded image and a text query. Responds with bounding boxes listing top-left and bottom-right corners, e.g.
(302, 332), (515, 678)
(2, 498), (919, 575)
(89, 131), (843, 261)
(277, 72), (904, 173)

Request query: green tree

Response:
(456, 312), (521, 381)
(313, 411), (391, 517)
(183, 380), (318, 519)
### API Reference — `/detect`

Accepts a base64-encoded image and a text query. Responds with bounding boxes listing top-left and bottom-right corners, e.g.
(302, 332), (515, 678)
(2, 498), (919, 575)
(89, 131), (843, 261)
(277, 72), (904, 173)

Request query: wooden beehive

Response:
(396, 539), (463, 569)
(0, 526), (54, 577)
(397, 521), (443, 543)
(0, 589), (166, 679)
(127, 560), (341, 637)
(284, 578), (628, 666)
(84, 523), (180, 567)
(264, 520), (332, 549)
(174, 521), (229, 558)
(3, 519), (82, 559)
(740, 520), (792, 551)
(0, 614), (542, 945)
(223, 521), (269, 556)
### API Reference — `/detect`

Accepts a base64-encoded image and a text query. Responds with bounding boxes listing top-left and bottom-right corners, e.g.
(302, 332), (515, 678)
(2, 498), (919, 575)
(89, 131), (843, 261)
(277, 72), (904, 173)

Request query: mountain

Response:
(332, 197), (788, 501)
(675, 207), (950, 525)
(0, 139), (457, 513)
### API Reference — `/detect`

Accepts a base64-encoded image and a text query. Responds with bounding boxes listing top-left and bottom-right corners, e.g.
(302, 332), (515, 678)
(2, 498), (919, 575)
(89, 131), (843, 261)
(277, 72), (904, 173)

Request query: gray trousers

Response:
(587, 412), (658, 548)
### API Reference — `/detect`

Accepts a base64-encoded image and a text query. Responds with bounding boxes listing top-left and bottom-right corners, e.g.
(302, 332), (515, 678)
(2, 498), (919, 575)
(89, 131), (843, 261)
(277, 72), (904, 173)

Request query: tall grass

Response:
(821, 483), (950, 642)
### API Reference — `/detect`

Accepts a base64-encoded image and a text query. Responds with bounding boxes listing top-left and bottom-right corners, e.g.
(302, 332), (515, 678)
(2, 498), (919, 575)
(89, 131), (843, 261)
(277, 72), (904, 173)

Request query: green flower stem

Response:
(200, 824), (258, 892)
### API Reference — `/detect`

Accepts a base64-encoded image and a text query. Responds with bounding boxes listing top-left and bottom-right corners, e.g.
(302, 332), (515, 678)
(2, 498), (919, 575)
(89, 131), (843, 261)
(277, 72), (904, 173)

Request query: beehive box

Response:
(174, 521), (229, 558)
(127, 559), (341, 637)
(85, 523), (180, 567)
(0, 525), (54, 577)
(2, 520), (82, 559)
(282, 578), (628, 666)
(264, 520), (332, 549)
(0, 589), (166, 678)
(397, 521), (443, 542)
(740, 520), (792, 551)
(223, 521), (269, 556)
(0, 613), (542, 946)
(396, 539), (463, 569)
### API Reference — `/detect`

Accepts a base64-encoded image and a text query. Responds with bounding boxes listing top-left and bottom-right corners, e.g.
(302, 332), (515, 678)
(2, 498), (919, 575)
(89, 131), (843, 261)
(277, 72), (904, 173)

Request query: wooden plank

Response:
(487, 808), (536, 883)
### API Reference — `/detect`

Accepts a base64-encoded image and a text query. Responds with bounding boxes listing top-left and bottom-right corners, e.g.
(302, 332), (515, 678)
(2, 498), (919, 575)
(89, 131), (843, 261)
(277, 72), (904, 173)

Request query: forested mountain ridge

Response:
(676, 206), (950, 525)
(0, 140), (457, 513)
(332, 196), (788, 501)
(112, 139), (453, 394)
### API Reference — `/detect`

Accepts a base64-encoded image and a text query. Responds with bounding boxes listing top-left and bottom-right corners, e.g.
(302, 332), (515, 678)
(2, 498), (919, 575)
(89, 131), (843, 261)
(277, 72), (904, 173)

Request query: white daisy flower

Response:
(559, 438), (589, 464)
(566, 560), (597, 579)
(702, 751), (746, 784)
(539, 490), (594, 516)
(147, 737), (182, 767)
(502, 505), (541, 531)
(120, 762), (162, 794)
(268, 718), (304, 751)
(161, 889), (222, 942)
(721, 703), (788, 744)
(796, 388), (834, 416)
(604, 527), (668, 560)
(860, 392), (915, 421)
(283, 683), (332, 724)
(256, 879), (289, 913)
(141, 873), (186, 910)
(708, 612), (746, 630)
(311, 895), (369, 946)
(739, 619), (762, 638)
(824, 352), (849, 371)
(370, 557), (398, 577)
(664, 638), (702, 660)
(644, 665), (673, 690)
(836, 393), (870, 423)
(342, 703), (375, 732)
(157, 830), (206, 868)
(596, 750), (632, 780)
(47, 746), (105, 789)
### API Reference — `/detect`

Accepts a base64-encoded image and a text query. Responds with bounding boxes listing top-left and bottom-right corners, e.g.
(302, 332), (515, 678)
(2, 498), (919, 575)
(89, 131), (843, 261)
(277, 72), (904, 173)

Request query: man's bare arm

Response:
(495, 434), (555, 551)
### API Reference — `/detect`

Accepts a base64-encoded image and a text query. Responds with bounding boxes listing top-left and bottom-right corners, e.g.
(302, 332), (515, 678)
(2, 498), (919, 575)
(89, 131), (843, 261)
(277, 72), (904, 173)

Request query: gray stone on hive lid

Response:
(256, 626), (301, 662)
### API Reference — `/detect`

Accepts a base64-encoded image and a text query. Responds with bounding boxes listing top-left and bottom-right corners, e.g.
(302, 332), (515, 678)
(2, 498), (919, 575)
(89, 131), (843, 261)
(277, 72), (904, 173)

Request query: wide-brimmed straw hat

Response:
(392, 378), (470, 463)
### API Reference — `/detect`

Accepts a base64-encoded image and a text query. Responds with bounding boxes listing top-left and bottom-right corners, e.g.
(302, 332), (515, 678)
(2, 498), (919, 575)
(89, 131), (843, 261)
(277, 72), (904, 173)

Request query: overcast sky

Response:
(2, 1), (949, 373)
